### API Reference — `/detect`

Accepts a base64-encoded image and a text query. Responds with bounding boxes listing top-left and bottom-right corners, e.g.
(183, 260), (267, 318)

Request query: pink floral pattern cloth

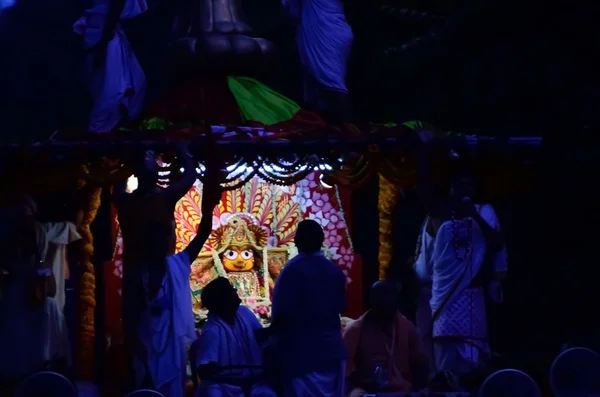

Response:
(295, 172), (354, 284)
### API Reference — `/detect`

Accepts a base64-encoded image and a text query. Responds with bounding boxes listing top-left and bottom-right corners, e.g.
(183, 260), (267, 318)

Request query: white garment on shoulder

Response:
(415, 218), (435, 282)
(430, 219), (486, 319)
(430, 219), (490, 372)
(283, 0), (353, 92)
(195, 306), (276, 397)
(135, 250), (194, 397)
(45, 222), (82, 312)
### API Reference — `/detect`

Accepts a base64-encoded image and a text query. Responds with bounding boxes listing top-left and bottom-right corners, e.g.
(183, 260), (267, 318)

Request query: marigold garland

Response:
(76, 184), (102, 379)
(378, 174), (400, 279)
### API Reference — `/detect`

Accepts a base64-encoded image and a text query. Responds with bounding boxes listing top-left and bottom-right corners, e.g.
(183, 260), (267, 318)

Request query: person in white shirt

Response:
(195, 277), (277, 397)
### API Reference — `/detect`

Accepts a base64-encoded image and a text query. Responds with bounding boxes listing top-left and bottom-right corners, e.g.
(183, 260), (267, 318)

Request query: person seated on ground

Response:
(0, 194), (70, 386)
(132, 162), (221, 397)
(195, 277), (277, 397)
(343, 280), (429, 396)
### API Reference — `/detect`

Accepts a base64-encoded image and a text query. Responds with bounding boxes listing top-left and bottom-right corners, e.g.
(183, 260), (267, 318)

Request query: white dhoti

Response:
(283, 361), (346, 397)
(135, 251), (196, 397)
(430, 219), (490, 374)
(432, 288), (490, 373)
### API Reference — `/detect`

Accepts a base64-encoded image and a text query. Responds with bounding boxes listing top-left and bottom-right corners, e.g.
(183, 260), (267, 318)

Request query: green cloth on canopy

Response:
(378, 121), (423, 128)
(402, 120), (423, 129)
(227, 76), (301, 125)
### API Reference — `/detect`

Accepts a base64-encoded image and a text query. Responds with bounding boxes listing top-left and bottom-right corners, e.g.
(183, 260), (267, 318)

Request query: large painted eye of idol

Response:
(222, 247), (255, 272)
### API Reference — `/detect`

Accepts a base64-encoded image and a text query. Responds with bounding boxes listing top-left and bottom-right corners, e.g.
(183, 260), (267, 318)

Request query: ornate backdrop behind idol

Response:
(103, 172), (362, 345)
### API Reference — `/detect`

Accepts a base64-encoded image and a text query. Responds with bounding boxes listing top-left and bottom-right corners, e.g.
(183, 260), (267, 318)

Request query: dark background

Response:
(351, 148), (600, 390)
(1, 0), (600, 138)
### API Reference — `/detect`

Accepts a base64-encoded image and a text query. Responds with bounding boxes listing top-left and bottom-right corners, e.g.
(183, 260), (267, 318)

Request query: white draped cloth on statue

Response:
(282, 0), (353, 101)
(430, 219), (490, 373)
(73, 0), (147, 133)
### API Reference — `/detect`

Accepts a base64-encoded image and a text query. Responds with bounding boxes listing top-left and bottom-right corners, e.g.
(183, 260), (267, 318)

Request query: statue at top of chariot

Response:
(74, 0), (275, 134)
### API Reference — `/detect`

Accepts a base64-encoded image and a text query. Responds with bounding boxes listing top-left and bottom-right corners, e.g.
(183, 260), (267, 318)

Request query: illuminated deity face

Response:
(222, 245), (255, 272)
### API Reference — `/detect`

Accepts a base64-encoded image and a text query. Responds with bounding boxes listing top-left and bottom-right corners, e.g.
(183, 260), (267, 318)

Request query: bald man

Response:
(343, 281), (429, 396)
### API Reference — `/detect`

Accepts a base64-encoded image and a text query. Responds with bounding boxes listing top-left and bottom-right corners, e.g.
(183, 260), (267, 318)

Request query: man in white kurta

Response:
(430, 217), (490, 374)
(195, 278), (276, 397)
(270, 220), (347, 397)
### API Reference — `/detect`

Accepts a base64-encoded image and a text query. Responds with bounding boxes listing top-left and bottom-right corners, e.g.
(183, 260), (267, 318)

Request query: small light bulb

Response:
(126, 175), (139, 193)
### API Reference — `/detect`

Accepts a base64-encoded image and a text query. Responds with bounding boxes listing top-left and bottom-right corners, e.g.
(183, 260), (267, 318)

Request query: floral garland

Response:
(77, 185), (102, 379)
(270, 184), (278, 246)
(262, 246), (270, 302)
(377, 174), (400, 279)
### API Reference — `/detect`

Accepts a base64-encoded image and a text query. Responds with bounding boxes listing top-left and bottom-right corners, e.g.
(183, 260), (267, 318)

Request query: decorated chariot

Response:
(0, 0), (541, 383)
